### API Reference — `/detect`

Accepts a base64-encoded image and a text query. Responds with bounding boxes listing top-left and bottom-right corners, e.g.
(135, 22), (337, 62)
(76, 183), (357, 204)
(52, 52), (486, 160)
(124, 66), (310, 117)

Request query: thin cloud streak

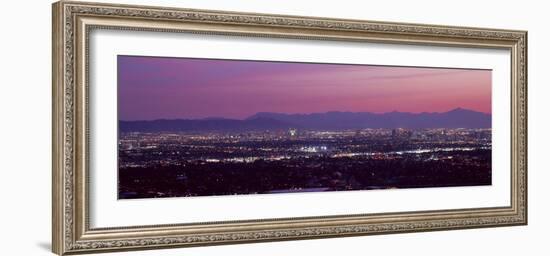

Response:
(365, 69), (472, 80)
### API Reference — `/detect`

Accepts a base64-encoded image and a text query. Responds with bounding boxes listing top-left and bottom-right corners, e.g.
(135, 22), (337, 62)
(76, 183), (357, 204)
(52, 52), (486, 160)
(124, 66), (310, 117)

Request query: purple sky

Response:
(118, 55), (491, 121)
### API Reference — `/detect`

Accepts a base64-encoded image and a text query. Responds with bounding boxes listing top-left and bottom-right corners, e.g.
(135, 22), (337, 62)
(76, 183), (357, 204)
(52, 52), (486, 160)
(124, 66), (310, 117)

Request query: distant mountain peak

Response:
(120, 108), (491, 133)
(448, 107), (467, 112)
(446, 107), (490, 115)
(248, 108), (485, 118)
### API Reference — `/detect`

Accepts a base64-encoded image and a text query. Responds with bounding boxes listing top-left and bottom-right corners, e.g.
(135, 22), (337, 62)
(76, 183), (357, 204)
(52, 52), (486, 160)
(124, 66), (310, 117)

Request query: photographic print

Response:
(117, 55), (492, 199)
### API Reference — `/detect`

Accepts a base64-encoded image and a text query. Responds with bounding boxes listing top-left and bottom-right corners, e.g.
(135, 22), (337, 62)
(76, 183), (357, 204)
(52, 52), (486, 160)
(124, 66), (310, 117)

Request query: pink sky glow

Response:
(118, 56), (491, 120)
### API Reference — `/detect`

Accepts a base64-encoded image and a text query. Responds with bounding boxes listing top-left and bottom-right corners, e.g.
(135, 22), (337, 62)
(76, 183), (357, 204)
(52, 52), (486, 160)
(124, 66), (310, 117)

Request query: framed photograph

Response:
(52, 1), (527, 255)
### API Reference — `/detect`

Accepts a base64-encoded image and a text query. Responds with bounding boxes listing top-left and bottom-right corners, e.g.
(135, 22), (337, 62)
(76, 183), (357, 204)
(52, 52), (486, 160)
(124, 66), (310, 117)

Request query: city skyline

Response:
(118, 55), (492, 121)
(119, 128), (492, 199)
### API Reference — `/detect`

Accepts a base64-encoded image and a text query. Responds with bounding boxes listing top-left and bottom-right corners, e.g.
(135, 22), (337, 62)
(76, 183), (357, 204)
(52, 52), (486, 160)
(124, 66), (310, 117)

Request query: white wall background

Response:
(0, 0), (547, 255)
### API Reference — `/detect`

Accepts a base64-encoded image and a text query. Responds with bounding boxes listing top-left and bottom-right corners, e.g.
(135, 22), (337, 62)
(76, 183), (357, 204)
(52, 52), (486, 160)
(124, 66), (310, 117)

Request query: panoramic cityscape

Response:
(117, 55), (492, 199)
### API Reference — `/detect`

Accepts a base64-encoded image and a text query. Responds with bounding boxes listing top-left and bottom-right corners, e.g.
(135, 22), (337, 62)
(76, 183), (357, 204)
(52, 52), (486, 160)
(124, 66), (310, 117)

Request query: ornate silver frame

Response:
(52, 1), (527, 255)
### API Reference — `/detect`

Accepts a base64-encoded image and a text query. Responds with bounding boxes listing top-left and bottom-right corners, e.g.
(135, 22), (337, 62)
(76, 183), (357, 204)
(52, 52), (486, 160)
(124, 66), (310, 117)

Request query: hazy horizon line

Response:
(119, 107), (491, 122)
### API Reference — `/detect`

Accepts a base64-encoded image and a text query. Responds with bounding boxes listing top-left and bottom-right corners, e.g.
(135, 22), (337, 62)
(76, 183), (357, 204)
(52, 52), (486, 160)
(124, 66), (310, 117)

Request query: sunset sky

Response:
(118, 55), (491, 121)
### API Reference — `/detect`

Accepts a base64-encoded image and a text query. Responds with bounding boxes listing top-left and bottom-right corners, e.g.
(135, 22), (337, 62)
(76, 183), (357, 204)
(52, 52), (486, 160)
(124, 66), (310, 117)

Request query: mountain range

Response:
(119, 108), (491, 132)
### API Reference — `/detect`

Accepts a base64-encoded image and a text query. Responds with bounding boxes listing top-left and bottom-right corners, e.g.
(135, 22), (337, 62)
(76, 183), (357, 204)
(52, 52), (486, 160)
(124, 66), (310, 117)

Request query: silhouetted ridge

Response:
(119, 109), (491, 132)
